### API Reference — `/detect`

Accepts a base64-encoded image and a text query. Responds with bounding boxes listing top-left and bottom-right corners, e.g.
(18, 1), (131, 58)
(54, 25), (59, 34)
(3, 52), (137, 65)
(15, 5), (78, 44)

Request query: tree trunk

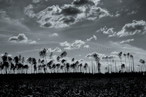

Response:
(31, 65), (32, 74)
(92, 62), (94, 74)
(108, 65), (109, 73)
(115, 62), (117, 73)
(133, 58), (134, 72)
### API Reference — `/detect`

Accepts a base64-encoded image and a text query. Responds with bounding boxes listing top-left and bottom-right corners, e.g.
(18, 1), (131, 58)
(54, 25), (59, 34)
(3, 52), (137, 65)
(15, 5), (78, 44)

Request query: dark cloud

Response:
(24, 0), (110, 28)
(43, 23), (52, 28)
(62, 17), (75, 24)
(72, 0), (95, 6)
(61, 5), (81, 16)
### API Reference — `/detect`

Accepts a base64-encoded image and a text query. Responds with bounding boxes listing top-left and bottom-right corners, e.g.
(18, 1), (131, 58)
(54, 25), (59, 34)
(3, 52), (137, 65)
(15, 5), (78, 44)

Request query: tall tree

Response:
(32, 58), (37, 73)
(121, 64), (125, 72)
(47, 60), (53, 73)
(84, 63), (88, 73)
(18, 54), (22, 63)
(66, 63), (70, 73)
(8, 56), (14, 73)
(0, 62), (3, 74)
(118, 52), (122, 65)
(123, 54), (127, 71)
(27, 57), (32, 74)
(23, 65), (29, 74)
(123, 54), (126, 65)
(39, 48), (47, 63)
(49, 52), (53, 59)
(13, 56), (19, 74)
(127, 53), (130, 72)
(78, 63), (82, 73)
(140, 59), (145, 72)
(1, 53), (9, 74)
(130, 54), (134, 72)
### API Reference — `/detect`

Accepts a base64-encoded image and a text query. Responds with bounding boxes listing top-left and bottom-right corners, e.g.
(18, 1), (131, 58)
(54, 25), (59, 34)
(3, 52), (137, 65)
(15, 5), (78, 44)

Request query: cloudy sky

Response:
(0, 0), (146, 71)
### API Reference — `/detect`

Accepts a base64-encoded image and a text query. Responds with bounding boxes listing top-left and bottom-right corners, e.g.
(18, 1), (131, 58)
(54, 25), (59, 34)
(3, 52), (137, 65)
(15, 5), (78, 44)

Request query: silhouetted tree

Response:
(127, 53), (130, 72)
(61, 59), (66, 64)
(27, 57), (32, 73)
(130, 54), (134, 72)
(52, 64), (56, 73)
(22, 57), (25, 63)
(8, 56), (15, 73)
(0, 62), (3, 74)
(118, 52), (122, 65)
(18, 54), (22, 63)
(47, 60), (53, 73)
(57, 56), (60, 62)
(140, 59), (145, 72)
(79, 63), (82, 73)
(60, 51), (67, 58)
(1, 53), (9, 74)
(39, 48), (47, 63)
(56, 63), (60, 73)
(121, 64), (125, 72)
(23, 65), (29, 74)
(123, 54), (126, 65)
(32, 58), (37, 73)
(84, 63), (88, 73)
(49, 52), (53, 59)
(66, 63), (70, 73)
(72, 58), (75, 62)
(60, 65), (64, 73)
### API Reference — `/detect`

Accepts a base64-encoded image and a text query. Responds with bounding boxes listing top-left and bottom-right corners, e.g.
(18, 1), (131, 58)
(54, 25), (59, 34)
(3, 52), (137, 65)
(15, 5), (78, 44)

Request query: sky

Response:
(0, 0), (146, 72)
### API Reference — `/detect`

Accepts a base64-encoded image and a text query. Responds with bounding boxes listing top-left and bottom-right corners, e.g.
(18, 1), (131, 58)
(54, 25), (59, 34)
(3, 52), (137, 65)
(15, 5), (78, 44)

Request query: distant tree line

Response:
(0, 49), (144, 74)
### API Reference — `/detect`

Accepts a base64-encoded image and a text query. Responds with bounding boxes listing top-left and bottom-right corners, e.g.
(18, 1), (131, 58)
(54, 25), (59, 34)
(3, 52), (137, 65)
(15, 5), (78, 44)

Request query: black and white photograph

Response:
(0, 0), (146, 96)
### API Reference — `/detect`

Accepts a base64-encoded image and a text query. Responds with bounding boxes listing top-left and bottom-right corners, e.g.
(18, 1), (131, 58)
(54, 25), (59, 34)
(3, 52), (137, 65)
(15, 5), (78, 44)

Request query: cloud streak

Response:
(48, 47), (62, 52)
(120, 39), (134, 44)
(87, 35), (97, 41)
(60, 40), (89, 50)
(49, 33), (59, 37)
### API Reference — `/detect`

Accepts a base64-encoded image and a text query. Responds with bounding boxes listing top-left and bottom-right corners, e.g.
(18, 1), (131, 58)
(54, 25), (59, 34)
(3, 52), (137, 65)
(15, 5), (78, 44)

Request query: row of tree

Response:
(103, 52), (146, 73)
(0, 49), (145, 74)
(0, 49), (89, 74)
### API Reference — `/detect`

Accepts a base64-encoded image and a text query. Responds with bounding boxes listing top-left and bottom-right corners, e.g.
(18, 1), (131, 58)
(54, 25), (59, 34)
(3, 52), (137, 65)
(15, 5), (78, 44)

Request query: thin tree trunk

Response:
(133, 58), (134, 72)
(115, 62), (116, 73)
(128, 57), (130, 72)
(108, 65), (109, 73)
(92, 62), (94, 74)
(31, 65), (32, 74)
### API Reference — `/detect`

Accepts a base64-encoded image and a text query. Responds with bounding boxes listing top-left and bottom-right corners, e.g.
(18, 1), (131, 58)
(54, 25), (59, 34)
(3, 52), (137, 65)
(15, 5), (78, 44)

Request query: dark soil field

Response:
(0, 74), (146, 97)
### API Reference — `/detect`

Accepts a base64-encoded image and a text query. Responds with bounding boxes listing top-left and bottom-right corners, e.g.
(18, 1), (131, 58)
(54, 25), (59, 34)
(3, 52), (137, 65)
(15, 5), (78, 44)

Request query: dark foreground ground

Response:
(0, 73), (146, 97)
